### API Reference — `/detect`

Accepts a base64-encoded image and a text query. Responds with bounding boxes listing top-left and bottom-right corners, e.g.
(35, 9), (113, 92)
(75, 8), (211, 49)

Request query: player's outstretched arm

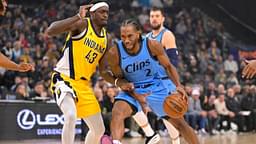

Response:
(45, 4), (93, 36)
(0, 53), (33, 72)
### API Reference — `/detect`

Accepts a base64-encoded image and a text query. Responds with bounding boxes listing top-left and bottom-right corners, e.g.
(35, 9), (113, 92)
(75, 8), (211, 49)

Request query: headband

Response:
(89, 2), (109, 12)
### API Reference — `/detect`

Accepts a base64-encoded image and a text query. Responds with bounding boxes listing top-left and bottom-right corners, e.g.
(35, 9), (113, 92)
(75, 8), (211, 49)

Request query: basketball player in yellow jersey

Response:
(45, 1), (110, 144)
(0, 0), (32, 72)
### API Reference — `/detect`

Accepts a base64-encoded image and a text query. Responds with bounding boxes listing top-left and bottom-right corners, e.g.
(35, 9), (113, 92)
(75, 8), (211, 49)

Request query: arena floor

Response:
(1, 133), (256, 144)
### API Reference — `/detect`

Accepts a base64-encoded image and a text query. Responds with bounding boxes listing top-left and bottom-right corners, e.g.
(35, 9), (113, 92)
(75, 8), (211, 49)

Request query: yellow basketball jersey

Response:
(54, 18), (107, 80)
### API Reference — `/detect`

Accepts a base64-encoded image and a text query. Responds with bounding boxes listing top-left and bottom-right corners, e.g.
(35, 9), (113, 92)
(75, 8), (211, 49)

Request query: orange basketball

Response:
(163, 92), (188, 118)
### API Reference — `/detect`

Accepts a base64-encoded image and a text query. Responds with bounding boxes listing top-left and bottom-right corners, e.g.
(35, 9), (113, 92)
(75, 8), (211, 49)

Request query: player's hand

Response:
(78, 4), (93, 19)
(129, 91), (150, 103)
(119, 82), (135, 92)
(129, 91), (151, 114)
(17, 63), (33, 72)
(141, 103), (150, 115)
(176, 85), (187, 100)
(242, 60), (256, 79)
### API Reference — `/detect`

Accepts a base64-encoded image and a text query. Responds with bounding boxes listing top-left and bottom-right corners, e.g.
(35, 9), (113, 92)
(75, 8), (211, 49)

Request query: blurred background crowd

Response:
(0, 0), (255, 138)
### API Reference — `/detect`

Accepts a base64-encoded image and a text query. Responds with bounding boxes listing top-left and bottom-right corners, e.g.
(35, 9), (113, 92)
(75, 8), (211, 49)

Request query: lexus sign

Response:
(0, 102), (81, 140)
(17, 109), (36, 130)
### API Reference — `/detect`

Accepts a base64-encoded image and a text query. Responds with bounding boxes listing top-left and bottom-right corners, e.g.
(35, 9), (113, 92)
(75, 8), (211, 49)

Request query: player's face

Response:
(0, 0), (7, 16)
(120, 25), (140, 50)
(93, 6), (109, 27)
(150, 10), (164, 30)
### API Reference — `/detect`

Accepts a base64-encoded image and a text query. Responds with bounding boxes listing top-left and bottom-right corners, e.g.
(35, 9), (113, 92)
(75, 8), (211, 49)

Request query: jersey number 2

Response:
(85, 50), (98, 64)
(145, 69), (152, 77)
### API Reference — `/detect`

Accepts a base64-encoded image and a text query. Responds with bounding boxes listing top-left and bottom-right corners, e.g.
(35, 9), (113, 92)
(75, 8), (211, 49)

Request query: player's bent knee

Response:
(90, 123), (105, 139)
(64, 110), (77, 123)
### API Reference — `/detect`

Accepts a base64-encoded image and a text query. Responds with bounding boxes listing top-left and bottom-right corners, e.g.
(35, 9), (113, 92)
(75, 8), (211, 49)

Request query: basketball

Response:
(163, 92), (188, 118)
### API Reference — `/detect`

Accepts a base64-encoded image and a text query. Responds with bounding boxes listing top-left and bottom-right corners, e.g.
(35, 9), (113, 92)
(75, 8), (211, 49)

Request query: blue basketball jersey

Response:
(147, 28), (169, 78)
(117, 37), (157, 86)
(147, 28), (167, 43)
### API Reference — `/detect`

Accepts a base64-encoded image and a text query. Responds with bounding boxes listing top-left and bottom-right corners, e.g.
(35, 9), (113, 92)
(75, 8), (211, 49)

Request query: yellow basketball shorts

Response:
(50, 72), (101, 118)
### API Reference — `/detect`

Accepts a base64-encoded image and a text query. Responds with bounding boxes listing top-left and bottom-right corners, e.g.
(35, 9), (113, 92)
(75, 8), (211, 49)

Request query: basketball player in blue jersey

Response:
(0, 0), (33, 72)
(105, 19), (199, 144)
(46, 1), (112, 144)
(147, 7), (180, 144)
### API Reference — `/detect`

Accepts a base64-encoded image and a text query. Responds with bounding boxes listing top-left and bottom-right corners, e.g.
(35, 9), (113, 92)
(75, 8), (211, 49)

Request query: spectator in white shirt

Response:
(224, 54), (238, 74)
(214, 93), (235, 131)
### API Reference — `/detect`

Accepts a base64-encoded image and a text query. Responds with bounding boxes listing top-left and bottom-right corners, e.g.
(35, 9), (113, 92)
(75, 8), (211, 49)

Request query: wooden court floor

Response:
(1, 133), (256, 144)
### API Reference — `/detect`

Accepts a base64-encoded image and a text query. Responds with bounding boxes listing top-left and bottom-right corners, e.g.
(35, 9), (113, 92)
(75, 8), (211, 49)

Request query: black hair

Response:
(150, 6), (165, 17)
(87, 0), (108, 4)
(0, 0), (4, 11)
(121, 19), (141, 32)
(121, 19), (142, 41)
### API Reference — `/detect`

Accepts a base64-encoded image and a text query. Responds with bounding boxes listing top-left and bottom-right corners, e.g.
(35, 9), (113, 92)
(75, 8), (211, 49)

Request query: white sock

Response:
(113, 140), (122, 144)
(142, 124), (155, 137)
(163, 119), (180, 144)
(133, 111), (154, 137)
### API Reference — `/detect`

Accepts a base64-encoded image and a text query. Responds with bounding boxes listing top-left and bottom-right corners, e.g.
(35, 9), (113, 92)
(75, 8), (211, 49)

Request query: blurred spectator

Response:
(175, 18), (187, 35)
(150, 0), (163, 8)
(224, 54), (238, 74)
(187, 55), (199, 76)
(214, 68), (227, 84)
(214, 93), (235, 132)
(131, 0), (140, 8)
(225, 88), (242, 132)
(214, 56), (224, 72)
(226, 72), (239, 87)
(205, 82), (217, 97)
(12, 41), (23, 62)
(15, 83), (29, 100)
(232, 84), (242, 100)
(185, 89), (208, 135)
(202, 95), (220, 135)
(10, 75), (22, 91)
(217, 83), (226, 95)
(29, 81), (50, 99)
(208, 40), (221, 61)
(240, 85), (256, 132)
(138, 8), (149, 26)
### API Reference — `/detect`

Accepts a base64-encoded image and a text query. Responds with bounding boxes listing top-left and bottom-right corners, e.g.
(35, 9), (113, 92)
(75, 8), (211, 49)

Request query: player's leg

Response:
(162, 118), (180, 144)
(59, 93), (77, 144)
(161, 79), (181, 144)
(111, 100), (134, 144)
(83, 112), (105, 144)
(133, 111), (160, 144)
(145, 82), (198, 144)
(167, 117), (199, 144)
